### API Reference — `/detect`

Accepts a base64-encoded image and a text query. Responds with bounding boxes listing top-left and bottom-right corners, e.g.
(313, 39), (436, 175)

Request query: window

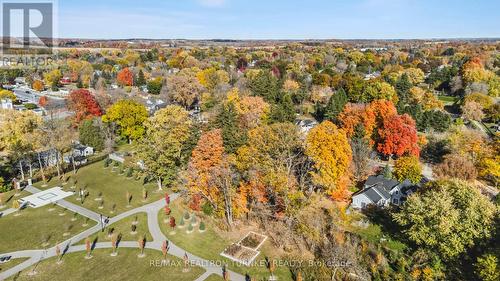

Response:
(395, 190), (399, 195)
(392, 198), (399, 205)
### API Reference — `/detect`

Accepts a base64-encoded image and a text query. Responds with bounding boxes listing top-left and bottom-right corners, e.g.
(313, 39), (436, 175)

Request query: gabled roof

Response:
(352, 184), (391, 204)
(365, 175), (400, 193)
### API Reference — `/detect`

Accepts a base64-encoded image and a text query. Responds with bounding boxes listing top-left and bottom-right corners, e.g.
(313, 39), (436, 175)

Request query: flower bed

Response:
(220, 231), (268, 266)
(220, 244), (260, 266)
(239, 232), (267, 250)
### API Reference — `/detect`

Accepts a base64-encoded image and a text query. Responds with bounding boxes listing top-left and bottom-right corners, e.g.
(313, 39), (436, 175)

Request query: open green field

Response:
(0, 204), (94, 254)
(0, 189), (30, 209)
(34, 160), (169, 216)
(76, 212), (152, 245)
(159, 200), (293, 281)
(7, 249), (206, 281)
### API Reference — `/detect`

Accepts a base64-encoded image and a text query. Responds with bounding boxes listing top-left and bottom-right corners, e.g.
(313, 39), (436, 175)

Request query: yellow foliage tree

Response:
(305, 121), (352, 201)
(393, 155), (422, 184)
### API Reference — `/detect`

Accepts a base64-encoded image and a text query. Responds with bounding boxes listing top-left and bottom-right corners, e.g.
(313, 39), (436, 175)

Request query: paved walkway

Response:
(0, 188), (246, 281)
(24, 186), (101, 222)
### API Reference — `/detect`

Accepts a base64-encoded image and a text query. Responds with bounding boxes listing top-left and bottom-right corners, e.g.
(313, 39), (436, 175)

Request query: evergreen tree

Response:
(395, 74), (412, 112)
(79, 119), (105, 151)
(136, 69), (146, 86)
(248, 70), (279, 103)
(215, 103), (247, 154)
(382, 164), (392, 179)
(269, 93), (295, 123)
(324, 88), (348, 123)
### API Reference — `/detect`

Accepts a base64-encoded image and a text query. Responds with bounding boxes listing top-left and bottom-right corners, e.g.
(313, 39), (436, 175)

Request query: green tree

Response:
(475, 254), (499, 281)
(324, 88), (348, 122)
(136, 105), (192, 190)
(79, 119), (105, 151)
(248, 70), (279, 103)
(147, 78), (162, 95)
(214, 103), (246, 154)
(393, 180), (496, 260)
(395, 73), (413, 112)
(269, 93), (295, 123)
(136, 69), (146, 86)
(102, 100), (148, 143)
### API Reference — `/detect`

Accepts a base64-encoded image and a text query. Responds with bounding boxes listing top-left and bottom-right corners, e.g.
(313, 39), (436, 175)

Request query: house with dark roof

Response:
(351, 175), (413, 209)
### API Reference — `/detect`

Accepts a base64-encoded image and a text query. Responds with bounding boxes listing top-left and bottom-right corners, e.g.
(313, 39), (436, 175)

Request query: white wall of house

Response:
(351, 193), (373, 209)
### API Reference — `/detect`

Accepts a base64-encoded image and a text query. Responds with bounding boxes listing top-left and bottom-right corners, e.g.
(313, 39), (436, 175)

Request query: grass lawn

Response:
(0, 189), (30, 210)
(0, 204), (95, 254)
(75, 212), (152, 245)
(159, 200), (293, 281)
(7, 249), (206, 281)
(33, 160), (169, 217)
(0, 258), (29, 273)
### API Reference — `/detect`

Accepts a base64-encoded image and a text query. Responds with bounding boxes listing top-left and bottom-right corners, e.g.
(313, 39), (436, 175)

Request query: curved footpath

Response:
(0, 188), (246, 281)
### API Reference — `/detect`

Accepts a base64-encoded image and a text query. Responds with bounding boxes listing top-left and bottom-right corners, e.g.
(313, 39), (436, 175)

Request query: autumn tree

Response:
(196, 67), (229, 92)
(43, 69), (62, 89)
(305, 121), (352, 200)
(0, 89), (16, 101)
(462, 100), (485, 121)
(137, 105), (192, 190)
(377, 114), (420, 157)
(393, 155), (422, 183)
(102, 100), (148, 143)
(32, 80), (44, 91)
(187, 129), (236, 225)
(38, 96), (48, 107)
(117, 67), (134, 87)
(434, 153), (477, 181)
(67, 89), (103, 124)
(167, 68), (203, 109)
(393, 180), (496, 260)
(236, 123), (304, 215)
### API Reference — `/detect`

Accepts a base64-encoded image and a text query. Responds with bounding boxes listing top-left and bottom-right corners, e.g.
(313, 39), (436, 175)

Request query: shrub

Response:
(183, 211), (190, 220)
(104, 159), (111, 167)
(179, 217), (185, 226)
(202, 202), (214, 216)
(113, 161), (119, 167)
(187, 223), (193, 232)
(126, 167), (133, 177)
(199, 221), (206, 231)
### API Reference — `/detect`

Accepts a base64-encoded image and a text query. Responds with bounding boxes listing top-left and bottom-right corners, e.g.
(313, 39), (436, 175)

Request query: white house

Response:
(296, 119), (318, 134)
(1, 99), (13, 110)
(351, 175), (413, 209)
(73, 144), (94, 157)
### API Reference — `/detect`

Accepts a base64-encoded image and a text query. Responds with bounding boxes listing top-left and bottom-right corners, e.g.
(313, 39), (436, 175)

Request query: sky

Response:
(56, 0), (500, 40)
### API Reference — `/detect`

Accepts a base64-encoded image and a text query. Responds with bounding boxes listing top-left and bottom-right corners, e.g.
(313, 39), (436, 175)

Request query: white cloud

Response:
(198, 0), (225, 7)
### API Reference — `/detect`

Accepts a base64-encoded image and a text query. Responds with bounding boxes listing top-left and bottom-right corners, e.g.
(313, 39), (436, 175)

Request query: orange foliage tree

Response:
(32, 80), (44, 91)
(377, 114), (420, 157)
(117, 67), (134, 86)
(38, 96), (48, 107)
